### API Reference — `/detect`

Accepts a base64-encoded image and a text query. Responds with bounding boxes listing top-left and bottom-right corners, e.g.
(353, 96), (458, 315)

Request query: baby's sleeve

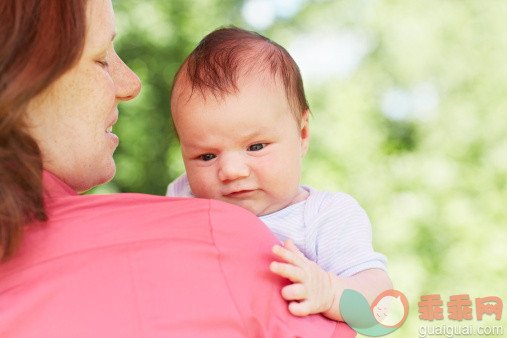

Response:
(308, 192), (388, 277)
(166, 173), (195, 198)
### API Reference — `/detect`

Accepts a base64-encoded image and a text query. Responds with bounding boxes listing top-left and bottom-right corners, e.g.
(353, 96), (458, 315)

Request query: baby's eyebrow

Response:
(240, 129), (264, 142)
(181, 143), (212, 153)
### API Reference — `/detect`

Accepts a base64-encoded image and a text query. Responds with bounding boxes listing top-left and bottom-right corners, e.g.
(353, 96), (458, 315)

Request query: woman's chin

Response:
(95, 161), (117, 187)
(72, 162), (116, 193)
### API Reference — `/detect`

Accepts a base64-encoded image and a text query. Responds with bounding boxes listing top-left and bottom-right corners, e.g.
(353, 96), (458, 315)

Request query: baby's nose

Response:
(218, 154), (250, 181)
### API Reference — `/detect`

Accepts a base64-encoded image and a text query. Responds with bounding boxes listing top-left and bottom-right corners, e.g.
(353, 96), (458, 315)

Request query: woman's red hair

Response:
(0, 0), (87, 261)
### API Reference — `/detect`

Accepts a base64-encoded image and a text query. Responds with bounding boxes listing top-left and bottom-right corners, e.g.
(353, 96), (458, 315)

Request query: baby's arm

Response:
(270, 239), (392, 322)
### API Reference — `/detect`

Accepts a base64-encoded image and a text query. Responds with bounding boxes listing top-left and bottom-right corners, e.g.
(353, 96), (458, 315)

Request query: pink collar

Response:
(42, 170), (78, 198)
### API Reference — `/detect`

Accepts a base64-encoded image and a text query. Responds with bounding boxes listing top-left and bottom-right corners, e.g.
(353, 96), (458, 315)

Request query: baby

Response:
(167, 26), (392, 322)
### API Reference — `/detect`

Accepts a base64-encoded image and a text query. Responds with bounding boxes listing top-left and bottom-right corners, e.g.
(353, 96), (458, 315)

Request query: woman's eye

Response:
(97, 59), (109, 68)
(248, 143), (265, 151)
(199, 154), (216, 161)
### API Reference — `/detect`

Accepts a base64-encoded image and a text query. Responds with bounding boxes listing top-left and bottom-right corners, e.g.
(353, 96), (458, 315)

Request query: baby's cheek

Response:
(187, 170), (216, 199)
(255, 157), (282, 180)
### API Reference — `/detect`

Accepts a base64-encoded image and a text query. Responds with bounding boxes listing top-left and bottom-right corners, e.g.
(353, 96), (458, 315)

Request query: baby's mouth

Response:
(226, 190), (255, 197)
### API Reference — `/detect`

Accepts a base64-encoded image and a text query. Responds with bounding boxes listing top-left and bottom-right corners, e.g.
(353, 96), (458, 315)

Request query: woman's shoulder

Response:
(6, 193), (265, 274)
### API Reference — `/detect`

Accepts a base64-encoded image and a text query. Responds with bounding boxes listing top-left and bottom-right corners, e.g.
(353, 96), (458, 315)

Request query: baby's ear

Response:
(300, 109), (311, 157)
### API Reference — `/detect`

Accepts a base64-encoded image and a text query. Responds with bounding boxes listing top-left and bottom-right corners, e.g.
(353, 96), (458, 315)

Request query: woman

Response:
(0, 0), (355, 337)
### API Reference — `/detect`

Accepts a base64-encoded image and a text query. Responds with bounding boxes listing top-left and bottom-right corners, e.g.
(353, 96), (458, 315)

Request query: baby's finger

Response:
(283, 239), (304, 256)
(272, 244), (302, 266)
(288, 300), (312, 317)
(281, 283), (306, 301)
(270, 261), (304, 282)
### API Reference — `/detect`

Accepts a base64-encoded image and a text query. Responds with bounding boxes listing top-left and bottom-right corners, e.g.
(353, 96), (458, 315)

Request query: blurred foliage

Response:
(91, 0), (507, 336)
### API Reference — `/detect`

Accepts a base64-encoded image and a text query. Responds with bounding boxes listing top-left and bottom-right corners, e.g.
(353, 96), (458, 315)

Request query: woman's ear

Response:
(300, 109), (311, 157)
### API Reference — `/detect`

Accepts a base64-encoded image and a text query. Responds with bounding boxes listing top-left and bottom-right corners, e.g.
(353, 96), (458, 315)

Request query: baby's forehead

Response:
(173, 68), (286, 106)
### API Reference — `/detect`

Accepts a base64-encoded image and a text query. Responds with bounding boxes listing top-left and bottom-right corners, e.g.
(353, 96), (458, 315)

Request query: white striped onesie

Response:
(167, 173), (387, 277)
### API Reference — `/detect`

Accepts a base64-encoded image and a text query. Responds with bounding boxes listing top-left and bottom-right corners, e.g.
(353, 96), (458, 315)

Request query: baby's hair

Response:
(171, 26), (309, 123)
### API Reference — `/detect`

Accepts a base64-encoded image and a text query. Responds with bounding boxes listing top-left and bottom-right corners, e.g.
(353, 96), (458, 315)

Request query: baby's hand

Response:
(270, 239), (335, 317)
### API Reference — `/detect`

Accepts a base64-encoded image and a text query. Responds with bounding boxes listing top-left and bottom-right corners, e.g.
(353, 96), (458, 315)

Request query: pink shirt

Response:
(0, 171), (355, 337)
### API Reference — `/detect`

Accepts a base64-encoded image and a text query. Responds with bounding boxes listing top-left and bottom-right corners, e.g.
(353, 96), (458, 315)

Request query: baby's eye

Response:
(199, 154), (216, 161)
(248, 143), (266, 151)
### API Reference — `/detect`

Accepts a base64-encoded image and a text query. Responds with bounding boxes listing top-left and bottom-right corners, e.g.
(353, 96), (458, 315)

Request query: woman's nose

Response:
(111, 50), (141, 101)
(218, 154), (250, 182)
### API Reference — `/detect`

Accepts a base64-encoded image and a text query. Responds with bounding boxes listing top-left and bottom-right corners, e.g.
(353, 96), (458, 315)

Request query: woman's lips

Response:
(105, 111), (118, 133)
(105, 117), (119, 146)
(105, 112), (118, 147)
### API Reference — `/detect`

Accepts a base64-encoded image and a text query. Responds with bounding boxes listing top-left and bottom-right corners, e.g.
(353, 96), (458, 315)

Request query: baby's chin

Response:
(241, 200), (291, 217)
(225, 199), (267, 217)
(196, 190), (297, 217)
(234, 194), (307, 217)
(211, 196), (273, 217)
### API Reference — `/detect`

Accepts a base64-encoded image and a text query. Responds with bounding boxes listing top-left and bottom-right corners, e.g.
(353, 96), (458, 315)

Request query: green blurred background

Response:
(92, 0), (507, 336)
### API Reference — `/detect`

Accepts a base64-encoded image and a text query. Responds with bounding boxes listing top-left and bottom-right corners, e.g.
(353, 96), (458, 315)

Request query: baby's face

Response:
(172, 74), (310, 216)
